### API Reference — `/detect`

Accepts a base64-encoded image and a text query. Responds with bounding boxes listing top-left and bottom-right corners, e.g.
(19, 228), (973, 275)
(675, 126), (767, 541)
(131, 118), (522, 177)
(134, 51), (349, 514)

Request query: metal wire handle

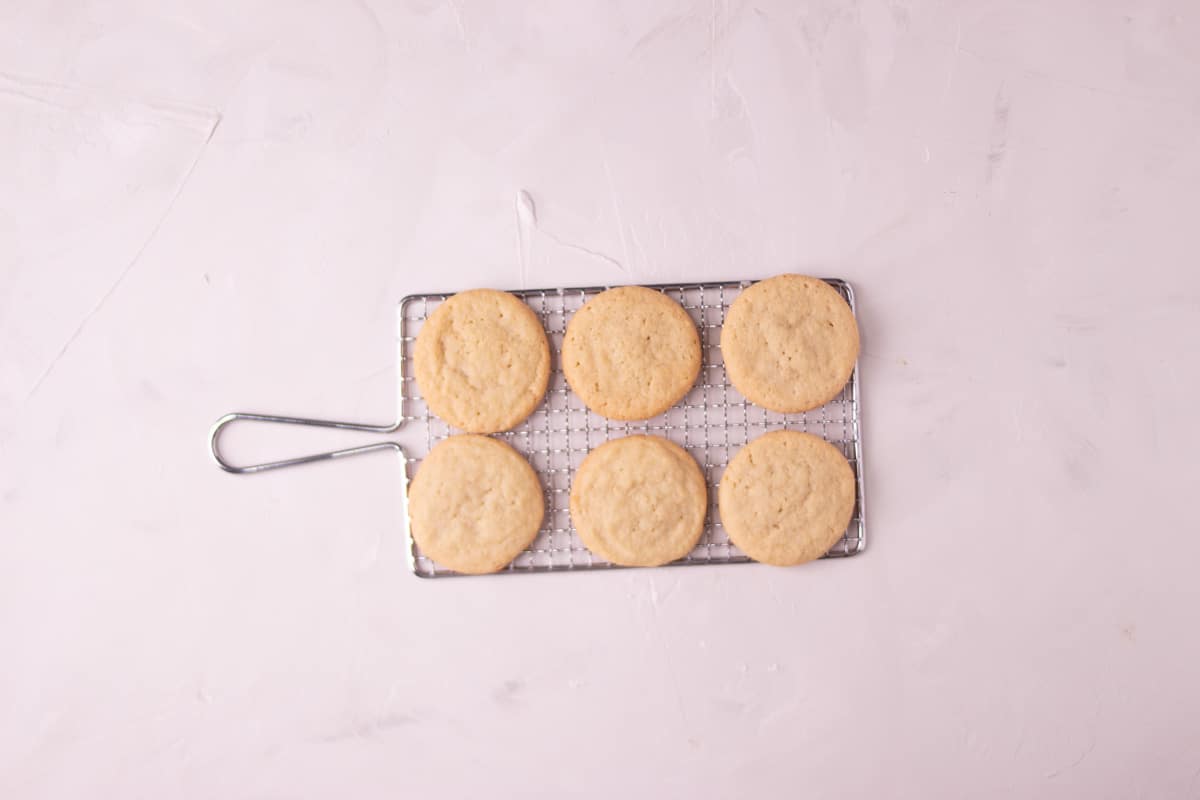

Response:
(209, 413), (403, 474)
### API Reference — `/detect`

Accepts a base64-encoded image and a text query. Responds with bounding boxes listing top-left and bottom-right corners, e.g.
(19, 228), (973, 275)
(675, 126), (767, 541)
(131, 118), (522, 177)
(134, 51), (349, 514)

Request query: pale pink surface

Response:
(2, 2), (1200, 798)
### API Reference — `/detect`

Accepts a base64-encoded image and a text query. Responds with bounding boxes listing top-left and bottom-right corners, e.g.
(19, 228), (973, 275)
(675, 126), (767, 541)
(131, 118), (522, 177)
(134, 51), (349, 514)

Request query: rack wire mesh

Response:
(397, 279), (865, 577)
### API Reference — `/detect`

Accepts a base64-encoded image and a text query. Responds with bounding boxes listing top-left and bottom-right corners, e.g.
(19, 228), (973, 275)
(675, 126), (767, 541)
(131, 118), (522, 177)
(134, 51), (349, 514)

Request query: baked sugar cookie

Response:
(718, 430), (855, 566)
(408, 435), (544, 574)
(414, 289), (550, 433)
(569, 435), (707, 567)
(721, 274), (859, 413)
(562, 286), (701, 420)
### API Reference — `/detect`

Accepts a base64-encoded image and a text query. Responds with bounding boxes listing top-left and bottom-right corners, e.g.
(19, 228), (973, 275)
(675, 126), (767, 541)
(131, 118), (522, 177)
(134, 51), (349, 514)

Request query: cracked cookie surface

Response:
(569, 435), (706, 567)
(408, 435), (544, 574)
(718, 430), (855, 566)
(562, 286), (700, 420)
(414, 289), (550, 433)
(721, 274), (859, 413)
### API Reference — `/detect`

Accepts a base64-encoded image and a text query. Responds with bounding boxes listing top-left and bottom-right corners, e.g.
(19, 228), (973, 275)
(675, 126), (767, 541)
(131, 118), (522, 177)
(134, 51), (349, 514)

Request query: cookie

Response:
(718, 430), (855, 566)
(562, 286), (701, 420)
(414, 289), (550, 433)
(721, 274), (859, 413)
(408, 435), (544, 574)
(569, 435), (707, 567)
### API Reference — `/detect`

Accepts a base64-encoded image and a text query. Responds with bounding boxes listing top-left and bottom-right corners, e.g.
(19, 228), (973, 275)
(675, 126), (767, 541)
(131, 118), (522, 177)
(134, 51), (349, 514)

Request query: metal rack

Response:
(209, 279), (865, 577)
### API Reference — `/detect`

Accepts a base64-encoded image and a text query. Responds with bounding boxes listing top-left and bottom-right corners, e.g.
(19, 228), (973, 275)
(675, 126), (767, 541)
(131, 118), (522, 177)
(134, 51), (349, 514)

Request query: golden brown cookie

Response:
(721, 274), (859, 413)
(718, 430), (855, 566)
(569, 435), (707, 567)
(562, 286), (701, 420)
(408, 435), (544, 574)
(414, 289), (550, 433)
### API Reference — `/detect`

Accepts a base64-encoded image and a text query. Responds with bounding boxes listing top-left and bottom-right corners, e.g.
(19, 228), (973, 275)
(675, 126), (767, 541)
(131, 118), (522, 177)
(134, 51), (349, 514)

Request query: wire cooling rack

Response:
(397, 279), (866, 578)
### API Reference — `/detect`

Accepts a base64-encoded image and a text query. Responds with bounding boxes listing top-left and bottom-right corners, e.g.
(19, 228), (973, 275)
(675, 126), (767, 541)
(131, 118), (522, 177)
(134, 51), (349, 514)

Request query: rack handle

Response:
(209, 413), (403, 474)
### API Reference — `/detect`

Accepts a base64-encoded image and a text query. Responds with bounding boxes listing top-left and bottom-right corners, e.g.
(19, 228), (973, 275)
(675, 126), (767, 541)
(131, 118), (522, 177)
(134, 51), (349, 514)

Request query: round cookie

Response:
(718, 430), (855, 566)
(721, 274), (859, 413)
(408, 435), (544, 574)
(562, 286), (701, 420)
(569, 435), (707, 567)
(414, 289), (550, 433)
